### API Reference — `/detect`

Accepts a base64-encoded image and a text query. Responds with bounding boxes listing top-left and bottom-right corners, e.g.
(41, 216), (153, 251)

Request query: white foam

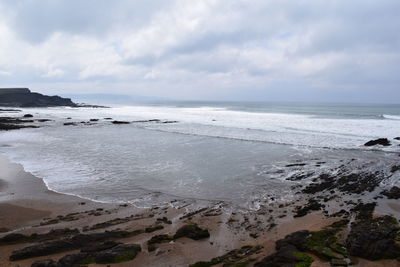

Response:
(383, 114), (400, 120)
(6, 105), (400, 151)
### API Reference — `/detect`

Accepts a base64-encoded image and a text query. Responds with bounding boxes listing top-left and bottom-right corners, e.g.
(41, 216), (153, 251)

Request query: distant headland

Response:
(0, 88), (77, 107)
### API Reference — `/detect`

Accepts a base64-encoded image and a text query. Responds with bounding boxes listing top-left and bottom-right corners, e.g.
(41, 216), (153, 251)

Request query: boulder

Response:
(23, 114), (33, 118)
(112, 120), (130, 124)
(174, 224), (210, 240)
(364, 138), (391, 146)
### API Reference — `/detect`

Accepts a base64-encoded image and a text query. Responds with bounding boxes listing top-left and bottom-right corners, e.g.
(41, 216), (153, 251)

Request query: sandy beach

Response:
(0, 153), (398, 267)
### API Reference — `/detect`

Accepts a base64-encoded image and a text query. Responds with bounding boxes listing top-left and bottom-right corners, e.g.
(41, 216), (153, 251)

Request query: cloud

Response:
(0, 0), (399, 102)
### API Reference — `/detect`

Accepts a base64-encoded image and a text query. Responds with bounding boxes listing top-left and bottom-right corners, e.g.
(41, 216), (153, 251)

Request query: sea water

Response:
(0, 102), (399, 209)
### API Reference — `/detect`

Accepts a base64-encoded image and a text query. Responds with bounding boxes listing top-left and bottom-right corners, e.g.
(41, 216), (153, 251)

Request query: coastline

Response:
(1, 155), (398, 266)
(0, 108), (399, 266)
(0, 156), (334, 266)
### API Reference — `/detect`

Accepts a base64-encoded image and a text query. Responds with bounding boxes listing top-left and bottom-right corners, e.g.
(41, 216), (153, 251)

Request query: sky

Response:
(0, 0), (399, 103)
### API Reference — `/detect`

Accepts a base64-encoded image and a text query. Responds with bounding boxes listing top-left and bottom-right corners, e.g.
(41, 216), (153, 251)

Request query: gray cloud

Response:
(0, 0), (399, 103)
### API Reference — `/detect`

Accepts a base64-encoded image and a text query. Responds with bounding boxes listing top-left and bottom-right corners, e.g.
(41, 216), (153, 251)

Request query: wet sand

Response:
(0, 155), (398, 267)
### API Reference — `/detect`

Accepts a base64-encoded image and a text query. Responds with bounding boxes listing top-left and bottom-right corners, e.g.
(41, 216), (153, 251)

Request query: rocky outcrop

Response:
(364, 138), (391, 146)
(190, 245), (262, 267)
(0, 116), (39, 130)
(256, 220), (353, 267)
(147, 224), (209, 252)
(0, 228), (79, 245)
(173, 224), (210, 240)
(381, 186), (400, 199)
(10, 230), (132, 260)
(0, 88), (76, 107)
(31, 242), (141, 266)
(294, 199), (324, 217)
(346, 215), (400, 260)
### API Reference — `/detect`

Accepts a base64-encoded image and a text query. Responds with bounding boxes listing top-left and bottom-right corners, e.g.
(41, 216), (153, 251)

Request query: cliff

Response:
(0, 88), (77, 107)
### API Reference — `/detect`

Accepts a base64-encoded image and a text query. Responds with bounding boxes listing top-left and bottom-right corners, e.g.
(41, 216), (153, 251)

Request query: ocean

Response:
(1, 101), (399, 209)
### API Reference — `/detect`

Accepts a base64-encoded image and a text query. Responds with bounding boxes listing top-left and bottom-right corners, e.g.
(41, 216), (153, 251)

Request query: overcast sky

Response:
(0, 0), (399, 103)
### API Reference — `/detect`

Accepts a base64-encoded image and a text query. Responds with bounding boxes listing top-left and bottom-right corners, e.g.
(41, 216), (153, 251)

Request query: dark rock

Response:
(275, 230), (310, 251)
(364, 138), (391, 146)
(285, 163), (306, 167)
(112, 120), (130, 124)
(95, 244), (141, 264)
(0, 229), (74, 245)
(191, 245), (262, 267)
(63, 122), (77, 126)
(10, 240), (75, 260)
(286, 171), (314, 181)
(69, 231), (131, 244)
(294, 199), (324, 217)
(350, 202), (376, 220)
(57, 253), (89, 266)
(89, 119), (99, 121)
(336, 172), (384, 194)
(303, 171), (385, 195)
(394, 137), (400, 140)
(381, 186), (400, 199)
(56, 242), (140, 265)
(0, 88), (77, 107)
(346, 215), (400, 260)
(31, 259), (58, 267)
(0, 227), (9, 233)
(255, 245), (313, 267)
(10, 230), (132, 260)
(37, 119), (52, 122)
(156, 216), (172, 224)
(391, 165), (400, 173)
(173, 224), (210, 240)
(0, 233), (28, 244)
(81, 241), (120, 253)
(302, 173), (335, 194)
(0, 116), (39, 130)
(104, 117), (112, 120)
(179, 207), (208, 220)
(147, 234), (173, 251)
(145, 225), (164, 233)
(331, 258), (350, 266)
(23, 114), (33, 118)
(303, 229), (347, 260)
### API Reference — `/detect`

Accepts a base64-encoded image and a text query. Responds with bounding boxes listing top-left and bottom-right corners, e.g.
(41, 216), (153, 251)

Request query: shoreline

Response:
(1, 111), (399, 266)
(0, 155), (335, 266)
(1, 156), (399, 266)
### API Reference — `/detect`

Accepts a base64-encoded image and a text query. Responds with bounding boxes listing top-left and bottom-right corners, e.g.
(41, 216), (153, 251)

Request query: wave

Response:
(383, 114), (400, 120)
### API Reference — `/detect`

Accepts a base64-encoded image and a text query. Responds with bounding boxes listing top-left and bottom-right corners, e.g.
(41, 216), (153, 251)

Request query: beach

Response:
(0, 157), (399, 266)
(0, 105), (399, 266)
(0, 155), (331, 266)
